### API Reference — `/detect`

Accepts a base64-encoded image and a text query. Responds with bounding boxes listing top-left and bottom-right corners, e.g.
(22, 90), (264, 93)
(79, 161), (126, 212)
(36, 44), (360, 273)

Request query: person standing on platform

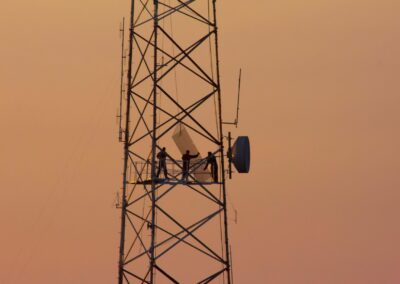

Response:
(156, 147), (168, 179)
(204, 151), (218, 182)
(181, 150), (199, 182)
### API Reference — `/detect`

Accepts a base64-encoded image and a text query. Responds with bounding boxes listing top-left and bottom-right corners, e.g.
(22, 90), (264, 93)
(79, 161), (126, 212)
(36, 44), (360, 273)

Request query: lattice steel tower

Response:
(116, 1), (246, 283)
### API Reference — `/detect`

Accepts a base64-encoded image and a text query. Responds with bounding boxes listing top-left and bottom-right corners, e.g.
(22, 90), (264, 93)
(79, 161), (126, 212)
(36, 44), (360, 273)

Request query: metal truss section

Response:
(118, 1), (232, 283)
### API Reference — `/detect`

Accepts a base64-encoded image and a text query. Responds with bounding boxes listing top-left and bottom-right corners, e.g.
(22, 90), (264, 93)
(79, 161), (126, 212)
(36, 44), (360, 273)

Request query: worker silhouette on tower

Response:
(181, 150), (199, 182)
(156, 147), (168, 179)
(204, 151), (218, 182)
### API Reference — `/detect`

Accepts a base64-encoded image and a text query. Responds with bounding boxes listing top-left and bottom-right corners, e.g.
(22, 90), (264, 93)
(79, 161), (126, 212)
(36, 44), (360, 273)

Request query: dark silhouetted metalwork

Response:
(117, 1), (233, 283)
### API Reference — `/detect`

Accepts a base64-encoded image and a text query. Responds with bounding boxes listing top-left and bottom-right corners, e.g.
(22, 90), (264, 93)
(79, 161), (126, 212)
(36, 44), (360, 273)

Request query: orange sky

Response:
(1, 0), (400, 283)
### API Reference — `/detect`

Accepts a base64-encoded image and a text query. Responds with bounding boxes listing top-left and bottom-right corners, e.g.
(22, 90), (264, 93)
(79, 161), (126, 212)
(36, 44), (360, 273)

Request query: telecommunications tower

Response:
(116, 0), (250, 283)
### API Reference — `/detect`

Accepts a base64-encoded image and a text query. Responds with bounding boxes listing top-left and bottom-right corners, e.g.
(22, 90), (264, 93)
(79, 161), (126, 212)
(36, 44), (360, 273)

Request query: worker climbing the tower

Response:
(156, 147), (168, 179)
(181, 150), (199, 182)
(204, 151), (218, 182)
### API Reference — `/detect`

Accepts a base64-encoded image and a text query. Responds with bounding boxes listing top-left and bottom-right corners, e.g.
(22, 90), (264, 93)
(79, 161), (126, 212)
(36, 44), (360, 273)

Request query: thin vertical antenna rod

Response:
(222, 68), (242, 127)
(118, 17), (126, 142)
(118, 2), (134, 284)
(235, 68), (242, 128)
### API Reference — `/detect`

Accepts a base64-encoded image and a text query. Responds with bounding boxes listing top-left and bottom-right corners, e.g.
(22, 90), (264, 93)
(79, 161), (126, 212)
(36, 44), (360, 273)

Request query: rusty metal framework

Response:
(117, 1), (232, 283)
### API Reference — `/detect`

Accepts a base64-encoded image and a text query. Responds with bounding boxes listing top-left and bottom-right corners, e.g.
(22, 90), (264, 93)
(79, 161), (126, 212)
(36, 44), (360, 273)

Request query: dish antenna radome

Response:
(231, 136), (250, 173)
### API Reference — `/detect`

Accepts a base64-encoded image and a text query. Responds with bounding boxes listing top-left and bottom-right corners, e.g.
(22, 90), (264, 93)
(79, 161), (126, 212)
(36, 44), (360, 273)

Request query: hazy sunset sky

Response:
(1, 0), (400, 283)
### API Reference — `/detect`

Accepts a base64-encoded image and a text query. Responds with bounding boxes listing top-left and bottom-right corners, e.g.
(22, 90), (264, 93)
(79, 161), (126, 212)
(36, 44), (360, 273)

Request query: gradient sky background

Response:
(1, 0), (400, 283)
